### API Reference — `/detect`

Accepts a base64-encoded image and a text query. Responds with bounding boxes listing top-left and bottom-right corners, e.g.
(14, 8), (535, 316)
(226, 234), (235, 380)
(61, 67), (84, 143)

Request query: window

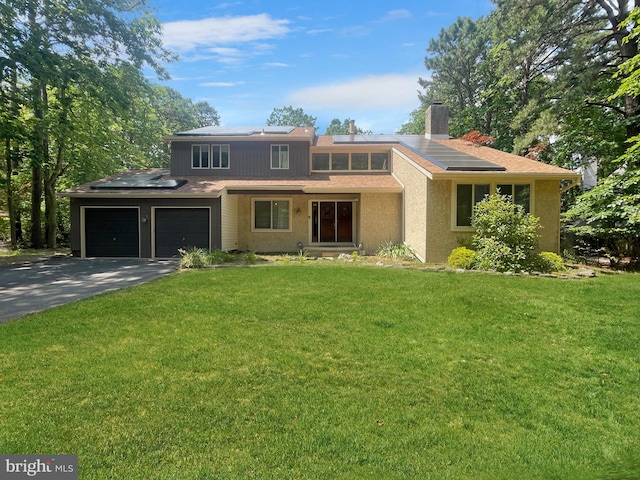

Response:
(271, 145), (289, 169)
(351, 153), (369, 170)
(456, 184), (490, 227)
(370, 152), (389, 170)
(310, 152), (389, 171)
(212, 145), (230, 169)
(254, 200), (290, 230)
(312, 153), (330, 170)
(192, 145), (209, 169)
(497, 184), (531, 213)
(331, 153), (349, 170)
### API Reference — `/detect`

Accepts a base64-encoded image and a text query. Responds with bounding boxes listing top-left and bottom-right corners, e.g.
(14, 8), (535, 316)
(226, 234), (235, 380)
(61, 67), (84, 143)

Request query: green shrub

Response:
(208, 249), (234, 265)
(447, 247), (476, 269)
(243, 251), (257, 265)
(472, 194), (541, 272)
(179, 247), (207, 269)
(531, 251), (567, 273)
(376, 241), (414, 259)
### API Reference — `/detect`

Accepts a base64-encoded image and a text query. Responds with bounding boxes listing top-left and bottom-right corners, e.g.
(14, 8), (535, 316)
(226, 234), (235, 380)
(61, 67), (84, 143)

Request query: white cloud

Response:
(379, 9), (412, 22)
(162, 14), (291, 51)
(199, 81), (246, 87)
(287, 73), (420, 111)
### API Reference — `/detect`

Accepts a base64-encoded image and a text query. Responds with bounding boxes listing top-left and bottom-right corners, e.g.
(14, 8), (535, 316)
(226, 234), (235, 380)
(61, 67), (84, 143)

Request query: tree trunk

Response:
(4, 137), (17, 248)
(30, 81), (47, 249)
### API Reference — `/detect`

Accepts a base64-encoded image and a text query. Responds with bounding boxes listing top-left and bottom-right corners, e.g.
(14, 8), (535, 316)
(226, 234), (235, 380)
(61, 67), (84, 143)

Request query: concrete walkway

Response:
(0, 257), (179, 323)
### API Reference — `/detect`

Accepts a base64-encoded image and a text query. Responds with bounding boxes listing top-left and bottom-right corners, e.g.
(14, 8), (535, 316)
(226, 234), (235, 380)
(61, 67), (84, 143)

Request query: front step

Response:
(303, 246), (363, 258)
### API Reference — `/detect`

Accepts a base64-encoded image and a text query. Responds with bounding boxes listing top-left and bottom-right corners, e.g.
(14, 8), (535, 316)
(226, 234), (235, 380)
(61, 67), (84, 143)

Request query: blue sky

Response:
(152, 0), (496, 134)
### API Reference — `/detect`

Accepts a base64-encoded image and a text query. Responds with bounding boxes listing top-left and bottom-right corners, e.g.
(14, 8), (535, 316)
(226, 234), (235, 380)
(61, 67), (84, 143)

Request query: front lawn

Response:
(1, 265), (639, 479)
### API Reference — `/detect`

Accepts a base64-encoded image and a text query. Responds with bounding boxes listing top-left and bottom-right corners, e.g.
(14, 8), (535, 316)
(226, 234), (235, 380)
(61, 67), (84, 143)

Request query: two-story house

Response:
(62, 104), (580, 262)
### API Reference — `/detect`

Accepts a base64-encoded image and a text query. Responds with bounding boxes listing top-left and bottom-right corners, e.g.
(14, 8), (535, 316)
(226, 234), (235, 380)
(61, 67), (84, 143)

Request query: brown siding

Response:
(171, 141), (311, 177)
(70, 197), (221, 258)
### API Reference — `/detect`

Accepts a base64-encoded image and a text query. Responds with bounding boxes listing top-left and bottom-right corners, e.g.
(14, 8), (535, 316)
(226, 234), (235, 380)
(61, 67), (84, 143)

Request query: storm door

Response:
(312, 201), (353, 243)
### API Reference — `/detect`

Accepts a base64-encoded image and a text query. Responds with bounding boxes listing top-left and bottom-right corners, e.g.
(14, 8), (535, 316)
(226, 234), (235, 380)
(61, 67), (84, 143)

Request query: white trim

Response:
(450, 181), (534, 232)
(80, 206), (141, 258)
(270, 144), (290, 170)
(191, 144), (210, 169)
(212, 144), (231, 169)
(151, 206), (212, 258)
(308, 199), (357, 246)
(251, 197), (293, 232)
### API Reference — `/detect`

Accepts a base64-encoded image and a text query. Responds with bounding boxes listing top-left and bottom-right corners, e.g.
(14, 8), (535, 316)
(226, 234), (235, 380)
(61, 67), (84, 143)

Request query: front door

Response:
(312, 201), (353, 243)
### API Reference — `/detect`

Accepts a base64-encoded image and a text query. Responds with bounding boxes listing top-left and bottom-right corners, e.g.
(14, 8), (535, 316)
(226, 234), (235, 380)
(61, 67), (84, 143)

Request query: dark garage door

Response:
(155, 208), (210, 258)
(85, 208), (139, 257)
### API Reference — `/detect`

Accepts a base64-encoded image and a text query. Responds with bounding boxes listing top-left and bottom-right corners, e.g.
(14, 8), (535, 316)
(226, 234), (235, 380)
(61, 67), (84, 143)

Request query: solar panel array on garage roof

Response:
(91, 173), (187, 190)
(176, 126), (296, 136)
(333, 134), (506, 172)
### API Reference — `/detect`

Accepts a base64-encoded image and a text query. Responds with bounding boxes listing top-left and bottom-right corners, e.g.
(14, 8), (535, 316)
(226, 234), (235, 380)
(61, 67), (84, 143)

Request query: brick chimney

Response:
(425, 103), (449, 140)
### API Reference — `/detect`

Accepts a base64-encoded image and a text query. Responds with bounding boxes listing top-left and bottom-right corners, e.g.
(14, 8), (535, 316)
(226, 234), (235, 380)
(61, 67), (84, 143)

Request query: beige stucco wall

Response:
(235, 192), (401, 253)
(391, 152), (428, 261)
(236, 194), (309, 252)
(534, 179), (561, 253)
(425, 179), (472, 263)
(422, 178), (563, 263)
(359, 192), (403, 255)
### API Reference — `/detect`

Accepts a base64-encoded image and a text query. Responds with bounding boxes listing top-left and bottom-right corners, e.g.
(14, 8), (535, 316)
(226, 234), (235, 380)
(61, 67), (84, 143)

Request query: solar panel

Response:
(333, 134), (505, 172)
(91, 174), (187, 190)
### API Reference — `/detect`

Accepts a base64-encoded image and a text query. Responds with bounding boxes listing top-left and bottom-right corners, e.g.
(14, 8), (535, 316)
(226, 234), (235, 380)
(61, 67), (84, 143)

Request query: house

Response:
(61, 104), (580, 262)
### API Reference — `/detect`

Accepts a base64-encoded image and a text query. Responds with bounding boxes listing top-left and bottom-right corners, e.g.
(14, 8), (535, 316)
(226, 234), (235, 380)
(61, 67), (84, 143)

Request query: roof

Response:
(60, 170), (403, 197)
(316, 134), (580, 179)
(164, 126), (316, 142)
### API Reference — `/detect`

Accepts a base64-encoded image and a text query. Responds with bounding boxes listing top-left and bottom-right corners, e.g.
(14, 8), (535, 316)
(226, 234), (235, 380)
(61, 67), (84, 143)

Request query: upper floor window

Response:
(212, 145), (230, 169)
(192, 145), (209, 169)
(271, 145), (289, 169)
(311, 152), (389, 171)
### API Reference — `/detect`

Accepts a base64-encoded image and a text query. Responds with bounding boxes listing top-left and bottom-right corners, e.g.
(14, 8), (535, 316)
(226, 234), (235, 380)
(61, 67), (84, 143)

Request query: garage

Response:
(84, 208), (140, 257)
(154, 208), (210, 257)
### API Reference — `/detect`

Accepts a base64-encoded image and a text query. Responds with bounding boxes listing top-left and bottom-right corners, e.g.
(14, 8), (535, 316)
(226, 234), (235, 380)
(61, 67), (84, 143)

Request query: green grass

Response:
(1, 264), (639, 479)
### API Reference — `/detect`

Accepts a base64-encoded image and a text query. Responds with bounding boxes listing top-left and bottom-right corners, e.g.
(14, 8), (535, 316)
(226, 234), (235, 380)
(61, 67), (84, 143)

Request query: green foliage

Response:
(472, 194), (541, 272)
(324, 118), (371, 135)
(447, 246), (476, 269)
(376, 241), (415, 259)
(564, 168), (640, 258)
(266, 106), (317, 128)
(178, 247), (208, 269)
(207, 249), (234, 265)
(243, 251), (257, 265)
(532, 251), (567, 273)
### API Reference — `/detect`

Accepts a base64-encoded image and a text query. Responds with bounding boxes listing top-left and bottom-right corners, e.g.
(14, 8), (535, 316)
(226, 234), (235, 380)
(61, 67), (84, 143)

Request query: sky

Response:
(150, 0), (496, 134)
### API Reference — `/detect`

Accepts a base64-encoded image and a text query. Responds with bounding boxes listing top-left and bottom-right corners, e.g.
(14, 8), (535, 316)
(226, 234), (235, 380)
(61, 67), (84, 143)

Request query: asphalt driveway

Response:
(0, 257), (179, 323)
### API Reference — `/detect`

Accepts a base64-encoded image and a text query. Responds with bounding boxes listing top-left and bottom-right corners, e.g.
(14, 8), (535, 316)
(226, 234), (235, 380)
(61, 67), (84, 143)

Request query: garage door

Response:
(84, 208), (139, 257)
(155, 208), (210, 258)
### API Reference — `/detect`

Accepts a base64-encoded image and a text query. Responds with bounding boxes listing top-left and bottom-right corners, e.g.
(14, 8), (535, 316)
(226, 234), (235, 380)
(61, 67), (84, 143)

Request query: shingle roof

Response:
(315, 134), (579, 178)
(61, 170), (403, 197)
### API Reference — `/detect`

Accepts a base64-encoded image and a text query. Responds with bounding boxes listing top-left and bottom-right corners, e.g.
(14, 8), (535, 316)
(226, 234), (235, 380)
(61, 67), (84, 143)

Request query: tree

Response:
(266, 106), (317, 128)
(195, 101), (221, 128)
(324, 118), (371, 135)
(1, 0), (172, 248)
(564, 7), (640, 261)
